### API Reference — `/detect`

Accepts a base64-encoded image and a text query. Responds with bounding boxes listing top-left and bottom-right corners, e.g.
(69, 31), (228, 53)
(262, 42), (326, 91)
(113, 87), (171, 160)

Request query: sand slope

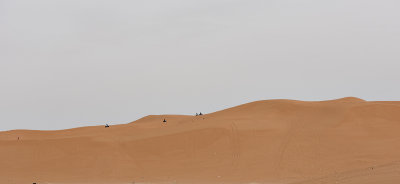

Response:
(2, 97), (400, 184)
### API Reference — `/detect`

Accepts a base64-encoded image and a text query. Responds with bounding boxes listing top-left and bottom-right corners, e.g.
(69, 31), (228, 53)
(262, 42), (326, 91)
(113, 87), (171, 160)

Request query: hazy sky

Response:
(1, 0), (400, 131)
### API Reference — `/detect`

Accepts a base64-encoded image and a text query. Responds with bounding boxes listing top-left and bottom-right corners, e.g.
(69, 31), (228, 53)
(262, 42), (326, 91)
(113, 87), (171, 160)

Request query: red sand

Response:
(2, 97), (400, 184)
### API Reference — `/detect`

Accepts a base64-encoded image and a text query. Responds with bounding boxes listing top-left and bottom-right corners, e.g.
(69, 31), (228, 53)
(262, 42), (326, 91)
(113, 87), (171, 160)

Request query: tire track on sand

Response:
(273, 120), (296, 177)
(230, 122), (240, 169)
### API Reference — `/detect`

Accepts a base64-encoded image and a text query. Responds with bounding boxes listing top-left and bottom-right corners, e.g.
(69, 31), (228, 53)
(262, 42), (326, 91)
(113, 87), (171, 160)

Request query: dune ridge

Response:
(1, 97), (400, 184)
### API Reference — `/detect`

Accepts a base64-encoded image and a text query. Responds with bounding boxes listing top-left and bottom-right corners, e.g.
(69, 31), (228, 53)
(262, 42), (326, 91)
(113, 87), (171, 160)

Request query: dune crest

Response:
(1, 98), (400, 184)
(327, 97), (366, 103)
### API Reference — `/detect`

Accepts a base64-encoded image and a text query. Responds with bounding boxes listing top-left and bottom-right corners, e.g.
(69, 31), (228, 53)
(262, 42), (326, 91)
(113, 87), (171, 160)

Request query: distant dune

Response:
(2, 97), (400, 184)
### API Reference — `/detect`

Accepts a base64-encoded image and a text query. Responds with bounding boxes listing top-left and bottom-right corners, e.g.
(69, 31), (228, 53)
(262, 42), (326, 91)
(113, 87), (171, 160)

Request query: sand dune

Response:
(2, 97), (400, 184)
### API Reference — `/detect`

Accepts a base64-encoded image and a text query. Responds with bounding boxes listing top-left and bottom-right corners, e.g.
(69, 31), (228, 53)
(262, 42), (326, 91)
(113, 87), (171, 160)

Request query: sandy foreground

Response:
(2, 97), (400, 184)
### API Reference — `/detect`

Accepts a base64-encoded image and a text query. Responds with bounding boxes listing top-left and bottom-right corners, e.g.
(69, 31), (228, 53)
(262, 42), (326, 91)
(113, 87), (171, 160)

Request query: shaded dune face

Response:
(2, 97), (400, 184)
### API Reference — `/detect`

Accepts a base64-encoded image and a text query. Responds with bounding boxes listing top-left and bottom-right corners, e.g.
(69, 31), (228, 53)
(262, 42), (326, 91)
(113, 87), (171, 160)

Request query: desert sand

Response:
(2, 97), (400, 184)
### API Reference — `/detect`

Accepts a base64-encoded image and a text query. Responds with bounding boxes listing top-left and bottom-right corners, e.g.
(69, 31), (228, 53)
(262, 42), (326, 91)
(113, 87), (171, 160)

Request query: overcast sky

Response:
(1, 0), (400, 131)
